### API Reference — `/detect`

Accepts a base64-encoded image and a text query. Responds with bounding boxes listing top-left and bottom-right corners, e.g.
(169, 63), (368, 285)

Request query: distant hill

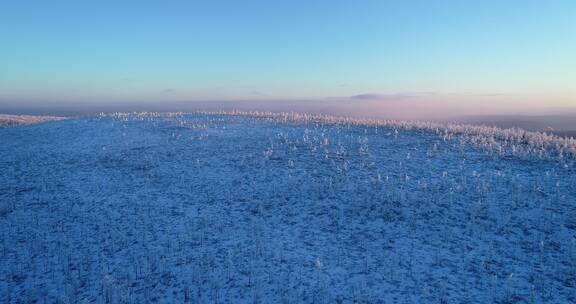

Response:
(0, 114), (66, 128)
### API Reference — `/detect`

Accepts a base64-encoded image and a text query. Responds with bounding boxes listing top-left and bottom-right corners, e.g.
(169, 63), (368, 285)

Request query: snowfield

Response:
(1, 112), (575, 303)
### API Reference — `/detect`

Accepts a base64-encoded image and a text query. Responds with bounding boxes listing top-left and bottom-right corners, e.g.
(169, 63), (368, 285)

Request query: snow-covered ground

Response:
(0, 114), (66, 128)
(1, 112), (575, 303)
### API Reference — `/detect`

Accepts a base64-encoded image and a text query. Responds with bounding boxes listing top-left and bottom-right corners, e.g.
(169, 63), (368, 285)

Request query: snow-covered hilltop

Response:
(1, 112), (575, 303)
(0, 114), (66, 128)
(105, 111), (576, 161)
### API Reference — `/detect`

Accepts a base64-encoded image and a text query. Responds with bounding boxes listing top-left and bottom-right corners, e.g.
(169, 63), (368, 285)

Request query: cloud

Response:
(346, 91), (510, 101)
(473, 93), (509, 97)
(348, 93), (423, 101)
(251, 90), (264, 96)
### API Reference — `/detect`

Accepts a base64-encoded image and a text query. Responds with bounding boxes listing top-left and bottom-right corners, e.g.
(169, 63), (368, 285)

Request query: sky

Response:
(0, 0), (575, 118)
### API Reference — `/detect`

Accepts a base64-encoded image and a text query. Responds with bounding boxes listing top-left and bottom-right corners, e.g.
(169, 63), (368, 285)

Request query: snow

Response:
(1, 112), (575, 303)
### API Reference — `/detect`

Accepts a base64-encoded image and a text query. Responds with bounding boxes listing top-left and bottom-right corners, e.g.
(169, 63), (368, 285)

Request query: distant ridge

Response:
(0, 114), (66, 128)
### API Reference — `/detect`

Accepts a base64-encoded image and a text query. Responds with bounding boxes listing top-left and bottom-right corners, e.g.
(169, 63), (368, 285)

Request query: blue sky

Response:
(0, 0), (575, 114)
